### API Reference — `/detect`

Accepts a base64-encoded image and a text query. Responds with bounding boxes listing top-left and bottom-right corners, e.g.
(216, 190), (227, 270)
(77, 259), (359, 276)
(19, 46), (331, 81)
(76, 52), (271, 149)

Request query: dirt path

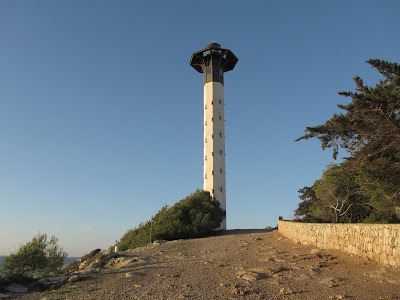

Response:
(13, 230), (400, 299)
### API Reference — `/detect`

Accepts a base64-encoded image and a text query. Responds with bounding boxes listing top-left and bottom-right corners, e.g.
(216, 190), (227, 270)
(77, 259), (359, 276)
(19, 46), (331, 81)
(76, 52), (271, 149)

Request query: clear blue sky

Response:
(1, 1), (399, 256)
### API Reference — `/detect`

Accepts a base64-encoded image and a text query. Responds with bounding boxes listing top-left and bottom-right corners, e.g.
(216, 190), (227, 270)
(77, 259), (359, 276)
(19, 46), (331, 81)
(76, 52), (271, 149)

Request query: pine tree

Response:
(296, 59), (400, 222)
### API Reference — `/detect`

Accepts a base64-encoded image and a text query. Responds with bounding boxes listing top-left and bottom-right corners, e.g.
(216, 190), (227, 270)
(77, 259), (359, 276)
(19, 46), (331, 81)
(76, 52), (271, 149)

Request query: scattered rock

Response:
(88, 258), (105, 269)
(279, 287), (293, 295)
(62, 248), (103, 274)
(106, 257), (138, 269)
(242, 273), (260, 282)
(140, 256), (151, 262)
(232, 283), (248, 295)
(78, 260), (89, 270)
(248, 268), (276, 278)
(37, 276), (68, 288)
(74, 268), (100, 275)
(5, 283), (28, 294)
(263, 257), (276, 262)
(310, 248), (321, 255)
(236, 271), (260, 282)
(5, 231), (398, 299)
(125, 272), (145, 278)
(265, 266), (289, 275)
(153, 240), (167, 245)
(319, 277), (343, 288)
(68, 275), (81, 283)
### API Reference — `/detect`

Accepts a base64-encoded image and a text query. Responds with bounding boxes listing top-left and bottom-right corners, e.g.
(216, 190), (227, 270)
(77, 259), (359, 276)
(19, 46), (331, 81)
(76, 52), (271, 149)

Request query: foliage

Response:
(296, 59), (400, 223)
(313, 163), (373, 222)
(1, 233), (67, 280)
(294, 186), (327, 223)
(116, 190), (226, 251)
(296, 59), (400, 160)
(295, 164), (374, 223)
(294, 186), (319, 220)
(152, 189), (225, 240)
(116, 221), (153, 251)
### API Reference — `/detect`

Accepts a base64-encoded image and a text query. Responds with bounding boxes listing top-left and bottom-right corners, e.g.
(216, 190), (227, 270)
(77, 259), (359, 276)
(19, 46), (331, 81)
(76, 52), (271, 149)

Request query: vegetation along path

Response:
(13, 230), (400, 299)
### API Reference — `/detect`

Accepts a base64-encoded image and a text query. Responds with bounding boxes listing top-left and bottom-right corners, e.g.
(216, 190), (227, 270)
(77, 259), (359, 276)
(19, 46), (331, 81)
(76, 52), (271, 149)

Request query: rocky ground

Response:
(3, 229), (400, 299)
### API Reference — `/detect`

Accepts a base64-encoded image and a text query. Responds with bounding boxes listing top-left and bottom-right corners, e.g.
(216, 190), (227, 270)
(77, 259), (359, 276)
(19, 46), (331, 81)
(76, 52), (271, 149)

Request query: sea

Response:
(0, 256), (80, 268)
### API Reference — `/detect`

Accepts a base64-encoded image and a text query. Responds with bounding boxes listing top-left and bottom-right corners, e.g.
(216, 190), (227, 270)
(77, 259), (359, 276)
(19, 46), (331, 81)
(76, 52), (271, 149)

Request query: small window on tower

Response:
(212, 170), (214, 175)
(219, 132), (222, 137)
(220, 168), (222, 173)
(205, 105), (207, 109)
(220, 150), (222, 155)
(205, 155), (207, 160)
(205, 174), (207, 179)
(219, 116), (222, 120)
(212, 117), (213, 122)
(219, 99), (221, 104)
(205, 121), (207, 126)
(211, 101), (213, 105)
(205, 138), (207, 143)
(212, 189), (214, 194)
(220, 187), (223, 192)
(212, 134), (214, 139)
(212, 152), (214, 156)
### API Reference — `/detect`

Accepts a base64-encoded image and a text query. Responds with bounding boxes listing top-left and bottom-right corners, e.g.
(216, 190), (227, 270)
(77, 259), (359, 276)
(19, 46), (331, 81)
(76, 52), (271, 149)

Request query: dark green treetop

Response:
(296, 59), (400, 223)
(115, 190), (226, 251)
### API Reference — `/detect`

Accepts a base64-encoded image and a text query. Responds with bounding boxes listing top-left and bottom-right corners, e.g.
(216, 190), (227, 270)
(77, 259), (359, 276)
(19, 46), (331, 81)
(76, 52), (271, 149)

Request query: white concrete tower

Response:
(190, 42), (238, 230)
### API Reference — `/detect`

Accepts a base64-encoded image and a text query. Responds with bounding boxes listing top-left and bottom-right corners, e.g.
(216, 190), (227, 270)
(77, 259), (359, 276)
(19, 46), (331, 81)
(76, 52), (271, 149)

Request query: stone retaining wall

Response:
(278, 220), (400, 267)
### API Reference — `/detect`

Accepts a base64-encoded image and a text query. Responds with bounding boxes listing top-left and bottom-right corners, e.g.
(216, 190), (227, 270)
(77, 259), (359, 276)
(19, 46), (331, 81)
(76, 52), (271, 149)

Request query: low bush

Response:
(115, 190), (226, 250)
(1, 233), (67, 280)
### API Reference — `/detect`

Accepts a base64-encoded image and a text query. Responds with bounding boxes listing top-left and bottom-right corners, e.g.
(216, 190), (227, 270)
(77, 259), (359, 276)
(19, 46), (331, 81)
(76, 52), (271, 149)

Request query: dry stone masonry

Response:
(278, 221), (400, 267)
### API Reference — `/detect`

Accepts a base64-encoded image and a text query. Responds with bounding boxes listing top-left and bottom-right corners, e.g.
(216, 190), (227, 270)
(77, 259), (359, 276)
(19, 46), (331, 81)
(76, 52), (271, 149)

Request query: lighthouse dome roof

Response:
(206, 42), (221, 49)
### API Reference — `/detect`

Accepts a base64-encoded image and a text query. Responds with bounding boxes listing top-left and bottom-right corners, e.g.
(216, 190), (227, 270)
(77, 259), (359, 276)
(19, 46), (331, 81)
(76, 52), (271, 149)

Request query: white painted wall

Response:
(204, 81), (226, 229)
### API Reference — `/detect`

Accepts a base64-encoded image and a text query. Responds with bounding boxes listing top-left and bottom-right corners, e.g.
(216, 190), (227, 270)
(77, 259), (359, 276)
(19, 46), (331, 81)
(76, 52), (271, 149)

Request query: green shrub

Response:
(1, 233), (67, 280)
(116, 190), (226, 250)
(116, 221), (153, 251)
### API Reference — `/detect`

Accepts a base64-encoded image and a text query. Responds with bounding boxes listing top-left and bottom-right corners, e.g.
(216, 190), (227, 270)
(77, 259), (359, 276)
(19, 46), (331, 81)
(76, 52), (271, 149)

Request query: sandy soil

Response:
(9, 230), (400, 299)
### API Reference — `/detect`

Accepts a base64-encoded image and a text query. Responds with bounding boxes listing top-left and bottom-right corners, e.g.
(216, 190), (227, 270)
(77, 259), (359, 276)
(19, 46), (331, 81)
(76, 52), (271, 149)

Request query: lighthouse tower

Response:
(190, 42), (238, 230)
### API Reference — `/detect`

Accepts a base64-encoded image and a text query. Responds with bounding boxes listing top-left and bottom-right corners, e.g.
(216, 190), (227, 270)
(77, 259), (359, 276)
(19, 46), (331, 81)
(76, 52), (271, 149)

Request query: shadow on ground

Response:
(217, 228), (276, 236)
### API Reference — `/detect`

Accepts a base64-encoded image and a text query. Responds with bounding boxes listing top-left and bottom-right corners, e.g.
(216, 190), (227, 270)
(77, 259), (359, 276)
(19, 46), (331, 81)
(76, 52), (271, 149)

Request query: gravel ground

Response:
(7, 229), (400, 299)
